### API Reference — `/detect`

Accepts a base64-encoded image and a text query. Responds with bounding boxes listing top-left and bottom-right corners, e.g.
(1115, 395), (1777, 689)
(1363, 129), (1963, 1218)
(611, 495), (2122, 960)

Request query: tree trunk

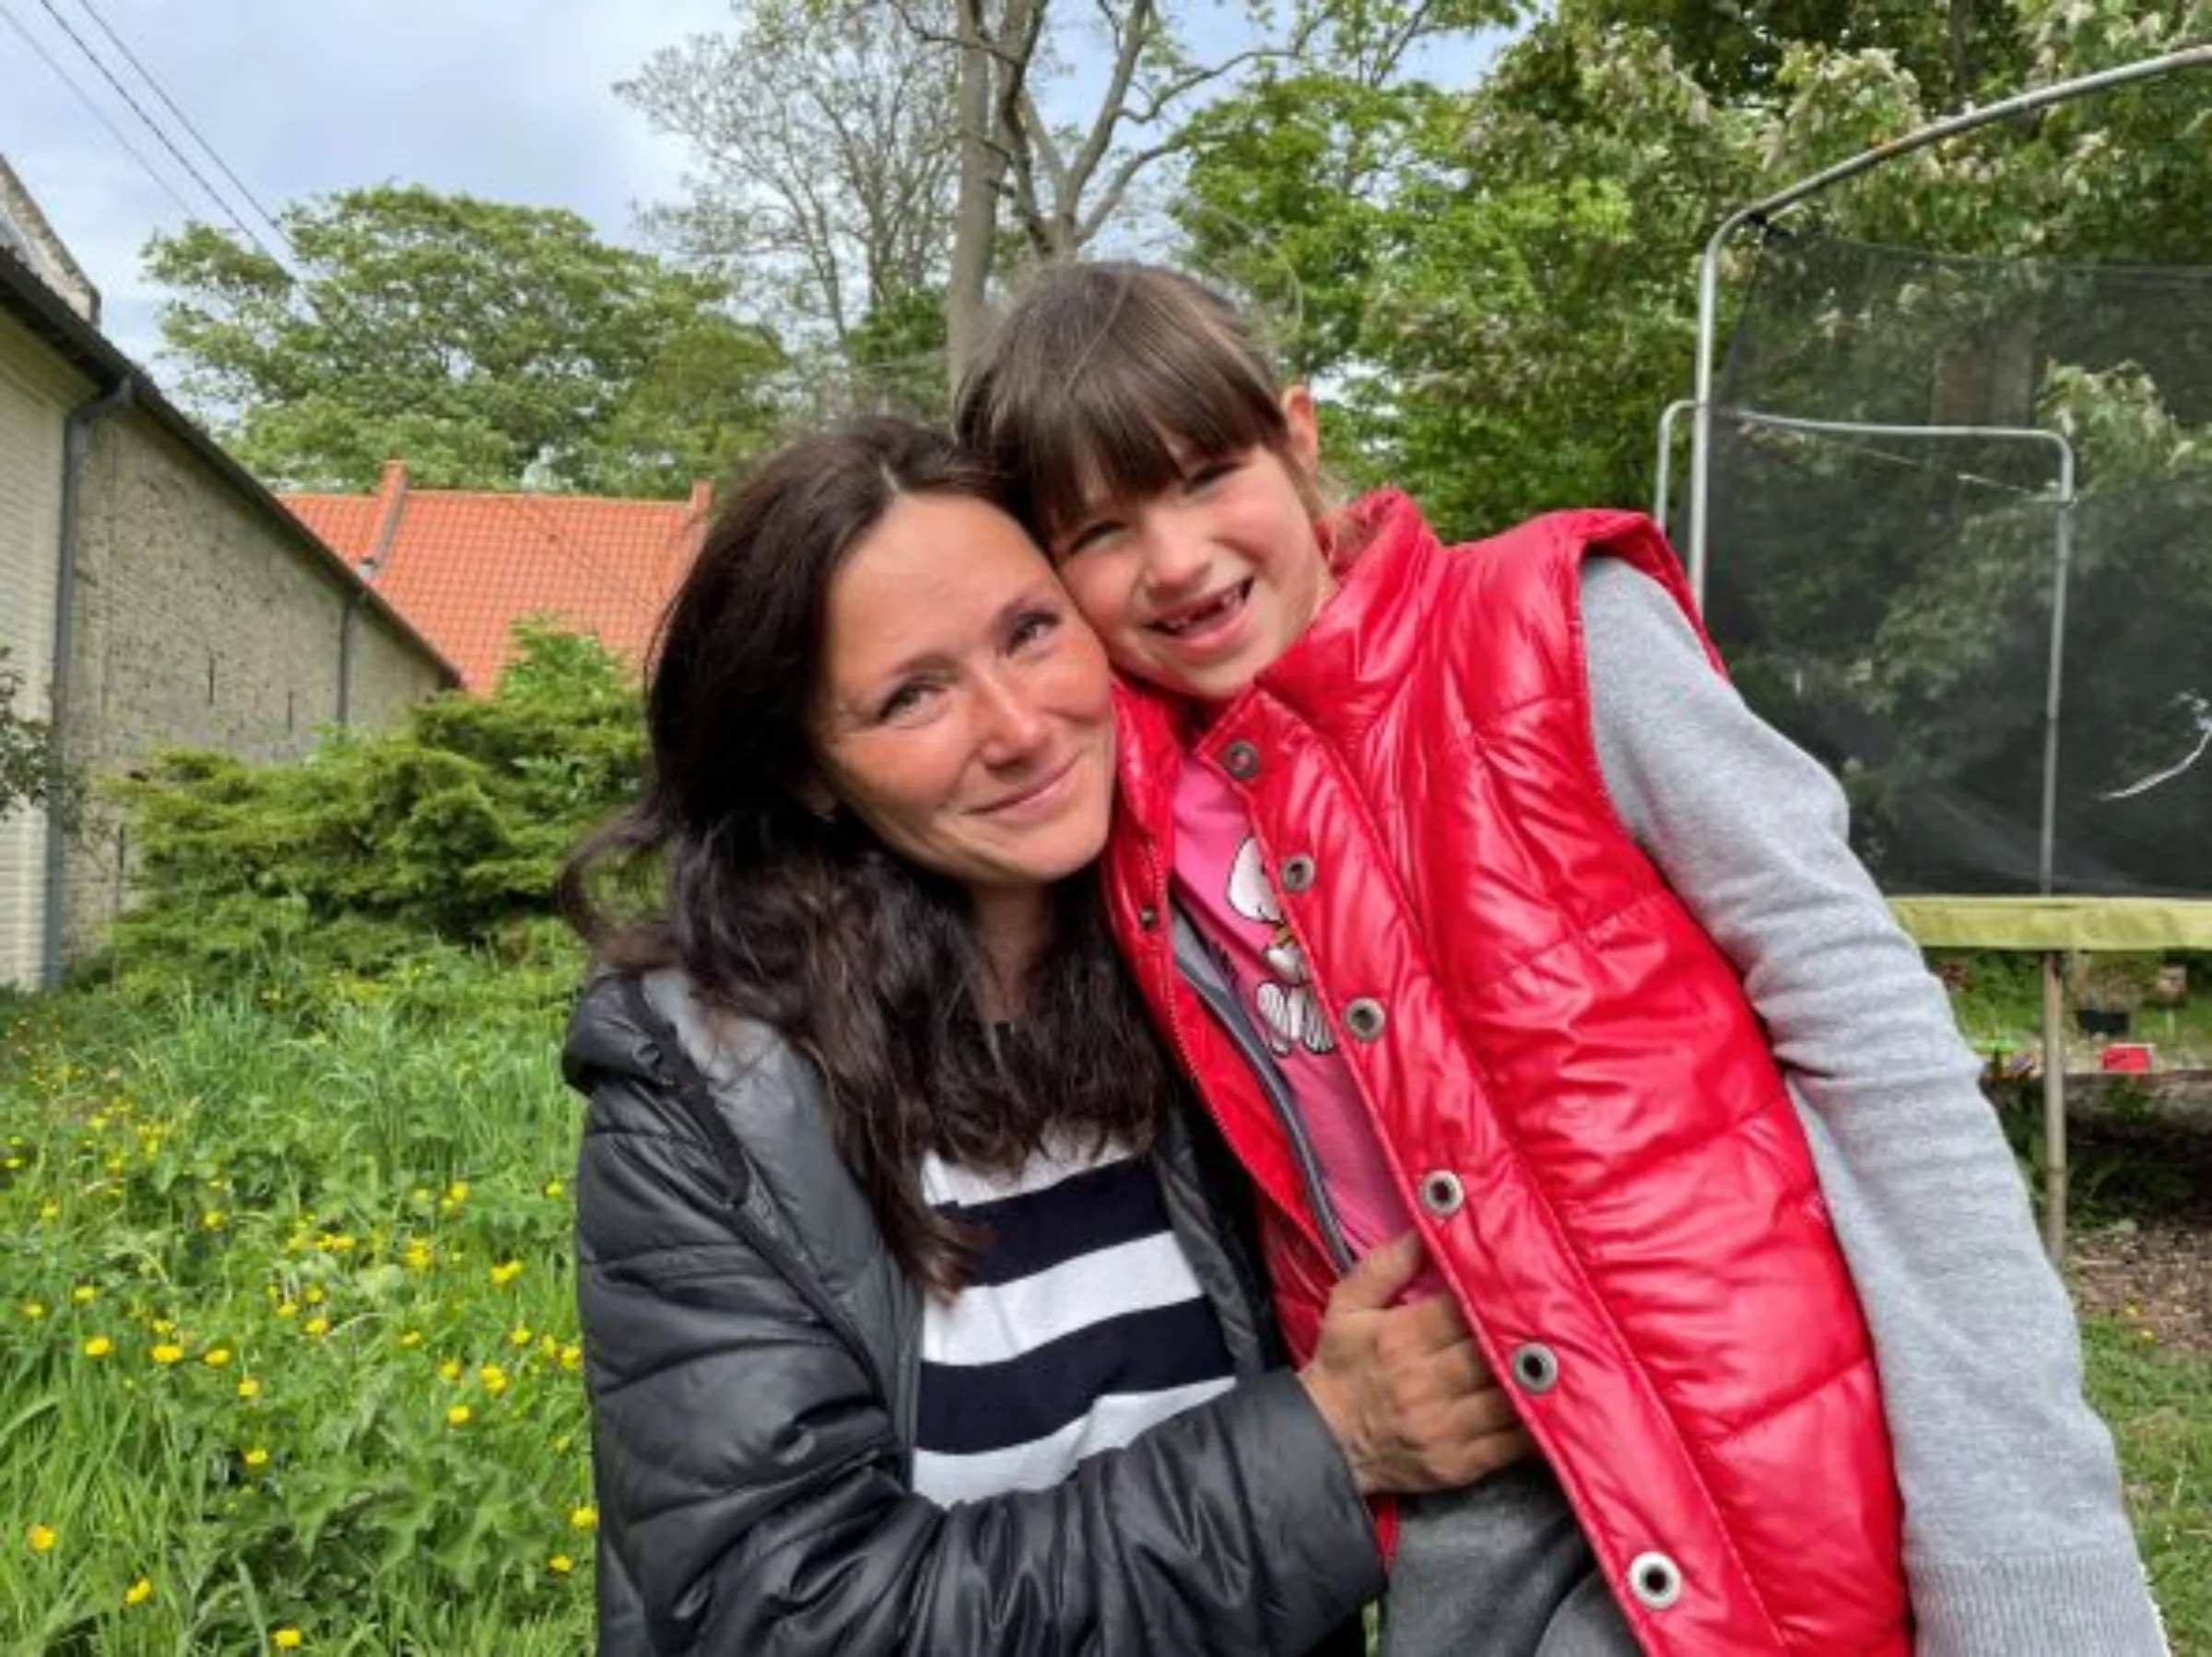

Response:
(945, 0), (1003, 390)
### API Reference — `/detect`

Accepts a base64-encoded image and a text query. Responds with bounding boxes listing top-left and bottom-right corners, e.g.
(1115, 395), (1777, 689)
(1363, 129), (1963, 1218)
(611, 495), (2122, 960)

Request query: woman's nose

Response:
(972, 669), (1050, 762)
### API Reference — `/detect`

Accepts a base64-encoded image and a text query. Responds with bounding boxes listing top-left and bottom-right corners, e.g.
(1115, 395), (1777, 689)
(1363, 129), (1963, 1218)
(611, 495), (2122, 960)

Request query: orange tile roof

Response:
(282, 463), (709, 693)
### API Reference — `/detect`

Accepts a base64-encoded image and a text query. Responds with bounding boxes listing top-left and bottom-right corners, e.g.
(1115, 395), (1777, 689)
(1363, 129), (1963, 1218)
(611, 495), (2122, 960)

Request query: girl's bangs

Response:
(1018, 323), (1285, 543)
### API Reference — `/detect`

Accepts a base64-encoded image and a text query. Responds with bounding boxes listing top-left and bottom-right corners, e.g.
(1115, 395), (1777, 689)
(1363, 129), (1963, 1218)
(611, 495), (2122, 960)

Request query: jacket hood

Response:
(561, 971), (675, 1097)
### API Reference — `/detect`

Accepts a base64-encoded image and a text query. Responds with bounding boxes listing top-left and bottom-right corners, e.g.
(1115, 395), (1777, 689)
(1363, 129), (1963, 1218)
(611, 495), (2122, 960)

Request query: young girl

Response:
(956, 264), (2164, 1657)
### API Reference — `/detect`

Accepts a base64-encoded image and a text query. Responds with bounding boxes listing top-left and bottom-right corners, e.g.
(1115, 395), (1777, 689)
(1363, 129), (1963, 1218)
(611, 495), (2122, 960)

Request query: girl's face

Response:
(1046, 390), (1332, 704)
(812, 493), (1116, 921)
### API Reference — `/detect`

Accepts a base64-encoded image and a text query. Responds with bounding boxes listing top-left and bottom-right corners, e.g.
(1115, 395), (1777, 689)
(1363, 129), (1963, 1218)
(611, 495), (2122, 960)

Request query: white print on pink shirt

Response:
(1226, 839), (1336, 1057)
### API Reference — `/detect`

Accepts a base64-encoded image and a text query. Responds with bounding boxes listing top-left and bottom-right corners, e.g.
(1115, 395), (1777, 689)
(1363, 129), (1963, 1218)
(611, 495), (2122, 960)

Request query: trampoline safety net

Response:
(1700, 230), (2212, 910)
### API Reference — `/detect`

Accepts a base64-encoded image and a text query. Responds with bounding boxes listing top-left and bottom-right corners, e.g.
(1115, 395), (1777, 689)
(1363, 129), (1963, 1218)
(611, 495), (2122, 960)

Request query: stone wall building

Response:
(0, 232), (456, 987)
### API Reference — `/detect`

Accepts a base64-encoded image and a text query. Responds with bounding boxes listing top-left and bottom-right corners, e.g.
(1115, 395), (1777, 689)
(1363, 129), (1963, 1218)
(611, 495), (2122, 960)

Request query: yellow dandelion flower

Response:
(27, 1522), (57, 1553)
(275, 1300), (299, 1320)
(559, 1344), (582, 1372)
(203, 1346), (233, 1367)
(3, 1156), (22, 1170)
(82, 1335), (112, 1358)
(302, 1316), (330, 1339)
(37, 1201), (59, 1221)
(438, 1358), (462, 1381)
(201, 1210), (227, 1230)
(445, 1404), (472, 1428)
(124, 1576), (153, 1606)
(479, 1364), (509, 1395)
(543, 1178), (565, 1200)
(547, 1553), (574, 1576)
(151, 1344), (184, 1365)
(238, 1377), (262, 1400)
(302, 1286), (324, 1306)
(571, 1504), (598, 1532)
(150, 1317), (176, 1334)
(508, 1325), (532, 1347)
(243, 1447), (270, 1469)
(272, 1628), (303, 1650)
(553, 1434), (573, 1455)
(403, 1241), (433, 1272)
(488, 1260), (523, 1287)
(71, 1285), (97, 1304)
(446, 1180), (470, 1203)
(19, 1301), (46, 1321)
(410, 1185), (431, 1204)
(399, 1329), (423, 1348)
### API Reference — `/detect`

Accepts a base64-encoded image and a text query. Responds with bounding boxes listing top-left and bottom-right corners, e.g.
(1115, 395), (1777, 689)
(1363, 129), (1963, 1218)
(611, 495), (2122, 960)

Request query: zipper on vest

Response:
(1146, 842), (1357, 1276)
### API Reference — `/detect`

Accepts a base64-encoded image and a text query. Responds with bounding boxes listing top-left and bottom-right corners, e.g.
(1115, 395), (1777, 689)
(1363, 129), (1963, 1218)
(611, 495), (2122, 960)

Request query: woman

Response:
(559, 417), (1526, 1655)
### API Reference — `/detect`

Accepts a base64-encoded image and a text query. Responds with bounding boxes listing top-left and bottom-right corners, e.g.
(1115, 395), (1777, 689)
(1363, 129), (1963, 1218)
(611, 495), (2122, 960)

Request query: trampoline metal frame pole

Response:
(1684, 42), (2212, 609)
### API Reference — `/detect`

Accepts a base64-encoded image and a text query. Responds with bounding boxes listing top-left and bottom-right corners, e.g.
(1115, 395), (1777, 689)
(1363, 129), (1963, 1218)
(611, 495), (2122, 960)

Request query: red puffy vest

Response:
(1102, 494), (1908, 1654)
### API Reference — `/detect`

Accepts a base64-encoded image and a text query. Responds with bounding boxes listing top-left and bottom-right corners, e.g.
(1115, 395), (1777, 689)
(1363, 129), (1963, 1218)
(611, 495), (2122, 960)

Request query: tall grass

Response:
(0, 929), (593, 1653)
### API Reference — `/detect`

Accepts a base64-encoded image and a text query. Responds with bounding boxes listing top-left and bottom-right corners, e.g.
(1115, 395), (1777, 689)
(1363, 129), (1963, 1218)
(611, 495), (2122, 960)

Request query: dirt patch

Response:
(2059, 1104), (2212, 1356)
(2068, 1217), (2212, 1356)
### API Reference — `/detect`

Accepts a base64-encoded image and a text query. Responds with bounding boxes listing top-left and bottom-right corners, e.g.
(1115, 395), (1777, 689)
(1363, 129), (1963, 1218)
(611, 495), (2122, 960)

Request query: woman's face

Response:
(813, 492), (1116, 911)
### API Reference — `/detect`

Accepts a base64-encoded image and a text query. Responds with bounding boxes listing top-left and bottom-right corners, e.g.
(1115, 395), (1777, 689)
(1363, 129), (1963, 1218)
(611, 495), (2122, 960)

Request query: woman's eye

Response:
(1009, 608), (1062, 652)
(876, 681), (938, 723)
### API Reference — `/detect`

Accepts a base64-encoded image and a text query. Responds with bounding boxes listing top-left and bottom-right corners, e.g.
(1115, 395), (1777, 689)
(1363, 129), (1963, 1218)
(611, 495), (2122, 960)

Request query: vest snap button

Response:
(1344, 997), (1385, 1040)
(1137, 905), (1159, 930)
(1417, 1169), (1464, 1216)
(1280, 853), (1316, 893)
(1626, 1551), (1683, 1610)
(1510, 1341), (1559, 1395)
(1222, 740), (1260, 780)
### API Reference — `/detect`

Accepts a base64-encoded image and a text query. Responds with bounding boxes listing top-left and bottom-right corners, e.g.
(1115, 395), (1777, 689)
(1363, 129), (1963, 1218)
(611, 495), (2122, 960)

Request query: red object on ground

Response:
(2100, 1043), (2155, 1074)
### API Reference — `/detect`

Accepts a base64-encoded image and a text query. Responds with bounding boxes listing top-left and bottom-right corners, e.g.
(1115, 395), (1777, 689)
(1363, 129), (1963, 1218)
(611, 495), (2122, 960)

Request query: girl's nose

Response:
(1136, 514), (1210, 595)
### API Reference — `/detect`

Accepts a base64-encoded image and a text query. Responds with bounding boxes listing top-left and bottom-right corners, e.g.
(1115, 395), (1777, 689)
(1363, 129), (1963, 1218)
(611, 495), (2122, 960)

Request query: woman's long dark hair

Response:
(559, 417), (1178, 1294)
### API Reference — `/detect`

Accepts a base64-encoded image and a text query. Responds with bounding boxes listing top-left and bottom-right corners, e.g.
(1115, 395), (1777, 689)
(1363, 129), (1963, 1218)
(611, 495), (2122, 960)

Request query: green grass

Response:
(0, 930), (594, 1653)
(3, 935), (2208, 1652)
(2084, 1319), (2212, 1654)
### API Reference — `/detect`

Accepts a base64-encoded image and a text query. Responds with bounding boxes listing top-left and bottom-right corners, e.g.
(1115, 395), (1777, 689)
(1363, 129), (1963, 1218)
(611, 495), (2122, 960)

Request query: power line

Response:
(69, 0), (291, 251)
(0, 0), (199, 222)
(27, 0), (289, 267)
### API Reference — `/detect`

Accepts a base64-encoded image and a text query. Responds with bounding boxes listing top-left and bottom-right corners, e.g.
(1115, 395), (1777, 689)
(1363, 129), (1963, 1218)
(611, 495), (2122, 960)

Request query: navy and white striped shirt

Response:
(911, 1136), (1239, 1506)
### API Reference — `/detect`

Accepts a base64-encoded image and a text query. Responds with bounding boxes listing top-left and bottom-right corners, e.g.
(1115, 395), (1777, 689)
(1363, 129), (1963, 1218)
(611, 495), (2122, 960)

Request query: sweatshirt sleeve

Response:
(1578, 556), (2165, 1657)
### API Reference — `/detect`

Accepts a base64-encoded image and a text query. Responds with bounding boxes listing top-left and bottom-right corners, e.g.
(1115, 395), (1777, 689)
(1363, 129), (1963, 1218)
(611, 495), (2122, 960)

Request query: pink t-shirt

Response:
(1173, 760), (1428, 1274)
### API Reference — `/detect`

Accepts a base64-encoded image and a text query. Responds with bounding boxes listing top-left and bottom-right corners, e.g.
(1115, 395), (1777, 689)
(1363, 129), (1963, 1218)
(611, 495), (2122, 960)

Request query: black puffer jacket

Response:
(564, 969), (1382, 1656)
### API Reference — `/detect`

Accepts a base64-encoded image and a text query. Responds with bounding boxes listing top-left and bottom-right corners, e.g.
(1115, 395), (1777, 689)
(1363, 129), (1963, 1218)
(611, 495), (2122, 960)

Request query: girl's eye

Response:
(1184, 457), (1238, 491)
(1009, 608), (1063, 652)
(1059, 519), (1121, 559)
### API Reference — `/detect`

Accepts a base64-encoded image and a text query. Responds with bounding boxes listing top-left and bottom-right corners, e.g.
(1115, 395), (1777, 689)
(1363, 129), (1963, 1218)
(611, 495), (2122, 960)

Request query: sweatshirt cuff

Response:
(1910, 1545), (2168, 1657)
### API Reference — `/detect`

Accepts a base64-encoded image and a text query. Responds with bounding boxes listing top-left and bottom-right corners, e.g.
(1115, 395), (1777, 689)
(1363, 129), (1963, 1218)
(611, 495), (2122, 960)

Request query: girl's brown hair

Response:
(955, 262), (1300, 546)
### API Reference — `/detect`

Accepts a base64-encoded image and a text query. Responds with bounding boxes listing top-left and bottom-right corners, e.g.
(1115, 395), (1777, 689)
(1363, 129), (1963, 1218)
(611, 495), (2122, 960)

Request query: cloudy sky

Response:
(1, 0), (750, 361)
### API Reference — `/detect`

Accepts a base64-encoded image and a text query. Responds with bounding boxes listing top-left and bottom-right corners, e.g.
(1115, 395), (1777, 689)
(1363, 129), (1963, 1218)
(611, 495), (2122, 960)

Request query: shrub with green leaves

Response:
(103, 625), (642, 985)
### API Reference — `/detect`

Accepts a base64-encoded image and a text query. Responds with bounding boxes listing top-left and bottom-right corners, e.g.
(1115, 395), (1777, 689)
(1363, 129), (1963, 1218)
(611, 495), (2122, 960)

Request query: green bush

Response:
(102, 626), (641, 987)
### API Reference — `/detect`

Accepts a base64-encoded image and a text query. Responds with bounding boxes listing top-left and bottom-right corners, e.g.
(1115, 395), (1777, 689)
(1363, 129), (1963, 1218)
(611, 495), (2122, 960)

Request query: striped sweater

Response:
(912, 1136), (1239, 1506)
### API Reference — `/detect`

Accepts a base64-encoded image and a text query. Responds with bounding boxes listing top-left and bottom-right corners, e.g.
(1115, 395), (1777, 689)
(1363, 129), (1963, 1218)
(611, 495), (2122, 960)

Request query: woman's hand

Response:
(1298, 1232), (1532, 1496)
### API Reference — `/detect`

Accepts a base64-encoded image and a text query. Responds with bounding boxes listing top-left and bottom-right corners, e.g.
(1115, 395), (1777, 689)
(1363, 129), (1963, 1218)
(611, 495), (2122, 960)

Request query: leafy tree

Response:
(147, 184), (786, 495)
(619, 1), (959, 356)
(628, 1), (1512, 388)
